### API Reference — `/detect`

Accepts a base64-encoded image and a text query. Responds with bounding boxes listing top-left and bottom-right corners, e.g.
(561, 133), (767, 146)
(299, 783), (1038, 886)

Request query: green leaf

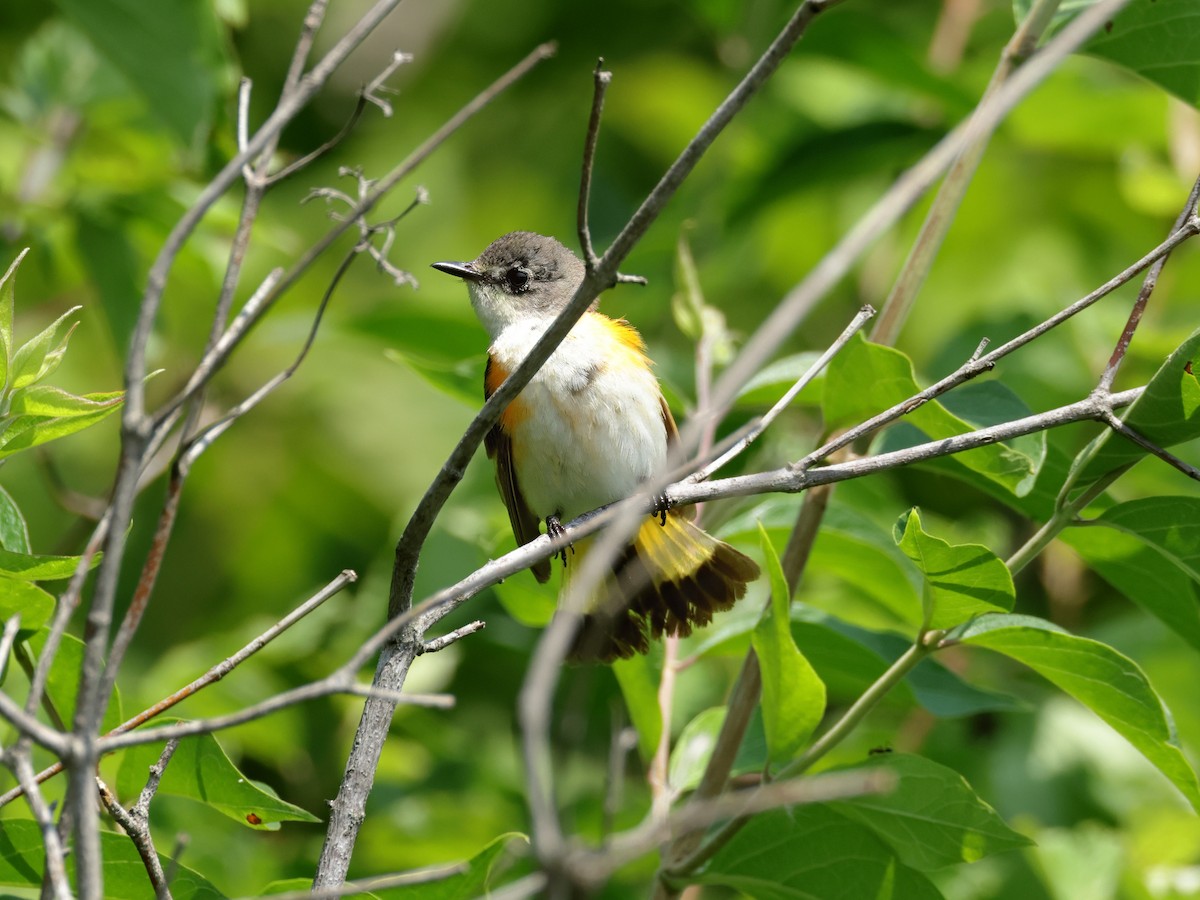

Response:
(0, 250), (27, 392)
(8, 385), (123, 417)
(375, 832), (527, 899)
(735, 352), (825, 408)
(367, 306), (489, 407)
(0, 545), (102, 581)
(1085, 0), (1200, 107)
(1069, 326), (1200, 494)
(117, 726), (319, 830)
(692, 806), (944, 899)
(874, 381), (1048, 499)
(0, 398), (124, 459)
(672, 234), (735, 364)
(1013, 0), (1200, 107)
(51, 0), (228, 146)
(823, 335), (1042, 495)
(9, 307), (81, 391)
(613, 649), (663, 761)
(0, 818), (225, 898)
(0, 485), (30, 552)
(752, 523), (826, 763)
(811, 504), (925, 631)
(0, 577), (55, 636)
(669, 707), (727, 793)
(26, 630), (123, 734)
(959, 613), (1200, 811)
(894, 509), (1014, 630)
(1064, 496), (1200, 651)
(829, 754), (1033, 871)
(800, 612), (1022, 717)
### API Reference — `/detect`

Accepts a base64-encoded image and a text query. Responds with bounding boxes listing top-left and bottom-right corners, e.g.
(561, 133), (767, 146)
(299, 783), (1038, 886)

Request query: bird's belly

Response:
(507, 351), (667, 522)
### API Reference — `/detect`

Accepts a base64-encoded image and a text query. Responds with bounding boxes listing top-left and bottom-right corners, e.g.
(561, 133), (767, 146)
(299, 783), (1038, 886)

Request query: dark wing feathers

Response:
(485, 356), (551, 583)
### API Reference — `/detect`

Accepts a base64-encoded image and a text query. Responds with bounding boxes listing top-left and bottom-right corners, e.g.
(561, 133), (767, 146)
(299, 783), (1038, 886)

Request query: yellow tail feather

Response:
(563, 513), (759, 663)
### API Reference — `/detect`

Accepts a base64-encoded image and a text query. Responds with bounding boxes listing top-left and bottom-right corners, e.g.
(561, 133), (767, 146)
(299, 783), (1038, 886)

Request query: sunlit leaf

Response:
(0, 250), (26, 392)
(117, 727), (320, 830)
(894, 509), (1014, 630)
(959, 614), (1200, 811)
(0, 577), (54, 636)
(830, 753), (1033, 870)
(0, 545), (101, 581)
(823, 335), (1044, 495)
(0, 402), (124, 459)
(0, 485), (30, 553)
(8, 385), (123, 417)
(752, 523), (826, 763)
(9, 306), (81, 391)
(875, 381), (1048, 499)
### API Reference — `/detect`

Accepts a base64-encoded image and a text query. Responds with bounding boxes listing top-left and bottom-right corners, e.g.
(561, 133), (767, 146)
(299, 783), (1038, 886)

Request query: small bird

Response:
(433, 231), (759, 662)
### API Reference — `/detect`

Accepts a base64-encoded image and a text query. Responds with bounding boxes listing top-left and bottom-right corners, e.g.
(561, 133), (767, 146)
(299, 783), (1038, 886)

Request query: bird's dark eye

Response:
(505, 266), (530, 293)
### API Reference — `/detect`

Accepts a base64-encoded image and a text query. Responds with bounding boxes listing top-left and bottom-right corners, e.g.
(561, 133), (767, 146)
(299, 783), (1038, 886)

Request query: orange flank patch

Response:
(485, 355), (530, 429)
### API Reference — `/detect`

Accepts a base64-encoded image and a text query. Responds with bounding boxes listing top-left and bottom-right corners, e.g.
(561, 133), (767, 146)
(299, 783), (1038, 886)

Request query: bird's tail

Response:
(564, 512), (760, 663)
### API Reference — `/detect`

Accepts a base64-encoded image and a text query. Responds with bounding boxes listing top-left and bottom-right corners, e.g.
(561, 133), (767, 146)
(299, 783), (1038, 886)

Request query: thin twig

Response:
(689, 304), (874, 483)
(870, 0), (1065, 345)
(10, 751), (71, 900)
(578, 58), (612, 270)
(1100, 407), (1200, 481)
(419, 621), (486, 654)
(241, 864), (472, 900)
(267, 94), (368, 186)
(0, 571), (355, 808)
(1097, 173), (1200, 391)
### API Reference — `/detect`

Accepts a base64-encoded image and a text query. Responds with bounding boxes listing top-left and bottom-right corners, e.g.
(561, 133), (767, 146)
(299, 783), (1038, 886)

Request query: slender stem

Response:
(577, 59), (612, 269)
(1098, 177), (1200, 391)
(669, 640), (932, 877)
(871, 0), (1063, 345)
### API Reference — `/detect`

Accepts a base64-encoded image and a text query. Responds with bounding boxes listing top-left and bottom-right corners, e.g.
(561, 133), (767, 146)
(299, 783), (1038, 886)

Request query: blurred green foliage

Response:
(1, 0), (1199, 896)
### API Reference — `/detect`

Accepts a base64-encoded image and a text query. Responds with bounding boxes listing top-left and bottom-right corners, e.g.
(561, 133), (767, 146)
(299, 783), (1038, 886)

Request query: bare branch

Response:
(577, 58), (612, 270)
(689, 304), (874, 483)
(98, 743), (178, 900)
(0, 571), (355, 808)
(125, 0), (409, 419)
(1100, 406), (1200, 481)
(10, 752), (71, 900)
(1097, 173), (1200, 391)
(362, 50), (415, 117)
(419, 621), (486, 654)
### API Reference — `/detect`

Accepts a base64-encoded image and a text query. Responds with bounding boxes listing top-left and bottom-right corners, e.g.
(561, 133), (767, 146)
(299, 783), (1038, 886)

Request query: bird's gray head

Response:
(432, 231), (588, 337)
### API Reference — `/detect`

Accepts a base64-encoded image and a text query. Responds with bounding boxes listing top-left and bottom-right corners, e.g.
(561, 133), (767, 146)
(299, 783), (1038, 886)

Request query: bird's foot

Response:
(546, 515), (574, 565)
(651, 491), (672, 526)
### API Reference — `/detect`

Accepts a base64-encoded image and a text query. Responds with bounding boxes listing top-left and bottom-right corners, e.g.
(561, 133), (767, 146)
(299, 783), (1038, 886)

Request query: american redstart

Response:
(433, 231), (759, 662)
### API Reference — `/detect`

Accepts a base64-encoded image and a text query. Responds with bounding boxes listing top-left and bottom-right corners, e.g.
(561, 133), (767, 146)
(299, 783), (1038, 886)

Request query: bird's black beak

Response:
(431, 260), (482, 282)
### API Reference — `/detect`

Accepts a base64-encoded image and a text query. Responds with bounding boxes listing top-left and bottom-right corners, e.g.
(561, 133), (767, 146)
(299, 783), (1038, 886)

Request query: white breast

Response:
(491, 314), (668, 521)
